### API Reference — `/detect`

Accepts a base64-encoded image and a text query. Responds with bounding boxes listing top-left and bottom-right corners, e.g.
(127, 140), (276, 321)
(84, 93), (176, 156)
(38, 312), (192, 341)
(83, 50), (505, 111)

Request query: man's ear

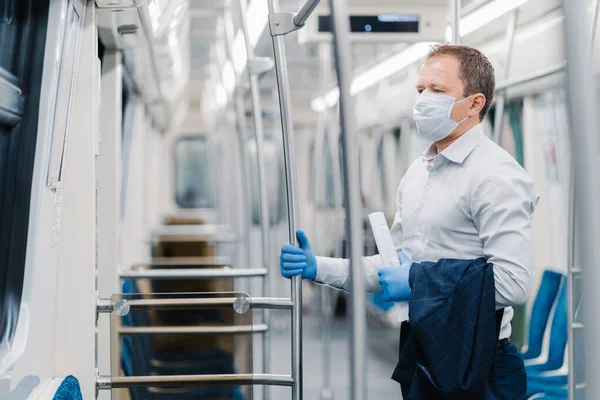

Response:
(470, 93), (486, 117)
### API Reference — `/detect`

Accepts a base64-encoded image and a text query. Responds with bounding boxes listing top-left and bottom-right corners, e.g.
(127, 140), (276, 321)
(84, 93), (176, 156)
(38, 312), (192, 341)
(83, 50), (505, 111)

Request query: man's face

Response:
(415, 55), (474, 123)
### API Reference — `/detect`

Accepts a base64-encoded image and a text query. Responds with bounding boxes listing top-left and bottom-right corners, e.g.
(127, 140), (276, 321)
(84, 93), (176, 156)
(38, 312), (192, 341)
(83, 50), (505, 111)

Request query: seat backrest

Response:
(52, 376), (82, 400)
(545, 281), (568, 370)
(521, 269), (563, 359)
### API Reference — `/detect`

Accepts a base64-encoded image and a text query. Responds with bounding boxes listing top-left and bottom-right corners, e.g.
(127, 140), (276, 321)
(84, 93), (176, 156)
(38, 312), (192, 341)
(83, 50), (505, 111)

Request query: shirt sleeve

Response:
(471, 160), (539, 308)
(314, 183), (404, 292)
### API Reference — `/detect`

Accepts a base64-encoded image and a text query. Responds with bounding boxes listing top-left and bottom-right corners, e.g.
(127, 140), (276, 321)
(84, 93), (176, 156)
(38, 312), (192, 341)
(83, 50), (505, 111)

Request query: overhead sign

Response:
(298, 3), (448, 43)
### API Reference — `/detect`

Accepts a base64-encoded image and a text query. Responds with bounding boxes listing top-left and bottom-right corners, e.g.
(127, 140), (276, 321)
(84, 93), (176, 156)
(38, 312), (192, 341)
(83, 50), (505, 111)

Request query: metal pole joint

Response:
(97, 375), (112, 390)
(268, 13), (303, 36)
(97, 298), (113, 314)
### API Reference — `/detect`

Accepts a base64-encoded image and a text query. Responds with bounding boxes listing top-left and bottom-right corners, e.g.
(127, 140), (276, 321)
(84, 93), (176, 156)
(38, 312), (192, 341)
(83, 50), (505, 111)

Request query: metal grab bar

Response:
(293, 0), (321, 26)
(97, 297), (293, 312)
(266, 0), (307, 398)
(563, 0), (600, 397)
(97, 373), (295, 389)
(328, 0), (366, 398)
(140, 256), (232, 267)
(495, 62), (566, 92)
(452, 0), (461, 44)
(236, 2), (274, 398)
(492, 9), (518, 144)
(119, 268), (267, 280)
(119, 323), (269, 335)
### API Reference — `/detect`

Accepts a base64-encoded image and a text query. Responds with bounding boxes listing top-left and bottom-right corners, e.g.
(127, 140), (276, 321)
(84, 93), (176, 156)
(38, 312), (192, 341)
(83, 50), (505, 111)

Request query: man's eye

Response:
(434, 89), (443, 93)
(417, 89), (423, 94)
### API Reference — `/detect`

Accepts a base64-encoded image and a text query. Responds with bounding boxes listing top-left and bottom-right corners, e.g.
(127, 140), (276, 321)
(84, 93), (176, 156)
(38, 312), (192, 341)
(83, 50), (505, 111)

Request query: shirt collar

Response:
(422, 124), (484, 164)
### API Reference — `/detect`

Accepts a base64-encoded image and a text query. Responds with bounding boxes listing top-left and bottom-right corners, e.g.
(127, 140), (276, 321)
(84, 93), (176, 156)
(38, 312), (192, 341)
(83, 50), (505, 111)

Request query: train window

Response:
(311, 133), (341, 209)
(0, 0), (49, 365)
(309, 140), (317, 205)
(120, 80), (136, 220)
(488, 99), (525, 167)
(174, 136), (215, 209)
(45, 2), (84, 188)
(338, 136), (346, 208)
(322, 134), (336, 208)
(535, 91), (569, 182)
(377, 135), (387, 206)
(247, 136), (285, 226)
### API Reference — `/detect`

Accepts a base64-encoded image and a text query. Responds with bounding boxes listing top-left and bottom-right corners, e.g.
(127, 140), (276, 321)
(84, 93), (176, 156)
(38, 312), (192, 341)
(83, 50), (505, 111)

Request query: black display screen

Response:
(318, 14), (419, 34)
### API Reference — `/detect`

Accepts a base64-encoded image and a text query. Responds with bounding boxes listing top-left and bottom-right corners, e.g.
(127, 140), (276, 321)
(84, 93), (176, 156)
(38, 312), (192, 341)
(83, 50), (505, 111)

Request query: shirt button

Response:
(421, 201), (426, 206)
(416, 231), (421, 237)
(432, 171), (438, 176)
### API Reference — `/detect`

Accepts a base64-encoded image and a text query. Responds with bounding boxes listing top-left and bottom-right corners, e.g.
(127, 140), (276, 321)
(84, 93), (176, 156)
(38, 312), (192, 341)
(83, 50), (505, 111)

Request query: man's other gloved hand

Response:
(377, 251), (413, 302)
(279, 230), (317, 280)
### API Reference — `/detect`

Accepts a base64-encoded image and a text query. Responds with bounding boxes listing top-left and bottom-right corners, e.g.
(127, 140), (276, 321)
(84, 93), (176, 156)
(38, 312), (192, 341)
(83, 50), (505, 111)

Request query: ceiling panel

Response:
(190, 0), (226, 8)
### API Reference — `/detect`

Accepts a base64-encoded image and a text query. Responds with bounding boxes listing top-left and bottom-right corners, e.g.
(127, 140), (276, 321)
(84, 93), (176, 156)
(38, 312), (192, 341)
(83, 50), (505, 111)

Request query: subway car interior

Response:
(0, 0), (598, 399)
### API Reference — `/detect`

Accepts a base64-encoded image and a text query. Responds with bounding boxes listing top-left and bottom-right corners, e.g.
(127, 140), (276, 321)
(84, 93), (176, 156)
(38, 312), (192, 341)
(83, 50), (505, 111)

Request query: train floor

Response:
(261, 307), (402, 399)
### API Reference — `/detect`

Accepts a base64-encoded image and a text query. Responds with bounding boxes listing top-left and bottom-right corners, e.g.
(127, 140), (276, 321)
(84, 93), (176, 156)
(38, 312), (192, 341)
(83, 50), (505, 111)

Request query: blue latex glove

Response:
(280, 230), (317, 280)
(377, 251), (413, 302)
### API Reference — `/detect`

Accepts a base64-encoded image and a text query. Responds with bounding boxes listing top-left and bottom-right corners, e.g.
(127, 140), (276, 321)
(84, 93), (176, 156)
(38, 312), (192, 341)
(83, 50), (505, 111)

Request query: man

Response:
(280, 45), (538, 399)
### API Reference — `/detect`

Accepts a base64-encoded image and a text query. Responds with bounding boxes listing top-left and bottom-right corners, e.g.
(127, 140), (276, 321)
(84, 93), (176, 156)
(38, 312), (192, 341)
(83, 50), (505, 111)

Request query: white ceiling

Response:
(187, 0), (406, 127)
(186, 0), (558, 127)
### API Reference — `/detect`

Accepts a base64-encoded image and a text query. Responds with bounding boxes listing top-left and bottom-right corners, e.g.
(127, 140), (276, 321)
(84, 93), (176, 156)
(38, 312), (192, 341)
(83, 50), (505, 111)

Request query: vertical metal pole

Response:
(329, 0), (366, 398)
(452, 0), (461, 45)
(316, 42), (334, 400)
(235, 3), (272, 399)
(234, 92), (252, 258)
(492, 10), (518, 144)
(567, 155), (576, 400)
(265, 1), (303, 399)
(591, 0), (600, 55)
(233, 91), (252, 269)
(563, 1), (600, 398)
(222, 9), (251, 284)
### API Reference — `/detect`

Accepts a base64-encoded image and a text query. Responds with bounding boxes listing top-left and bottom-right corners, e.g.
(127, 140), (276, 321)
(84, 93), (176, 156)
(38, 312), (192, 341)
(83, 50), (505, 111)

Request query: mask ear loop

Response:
(454, 95), (475, 125)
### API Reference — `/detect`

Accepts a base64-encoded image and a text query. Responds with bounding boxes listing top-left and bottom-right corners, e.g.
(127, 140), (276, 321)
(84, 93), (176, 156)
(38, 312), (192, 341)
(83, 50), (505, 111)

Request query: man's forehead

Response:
(417, 56), (461, 85)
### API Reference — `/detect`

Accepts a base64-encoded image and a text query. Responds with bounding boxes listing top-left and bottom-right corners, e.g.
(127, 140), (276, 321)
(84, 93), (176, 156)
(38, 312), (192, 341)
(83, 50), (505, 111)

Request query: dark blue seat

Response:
(521, 270), (563, 360)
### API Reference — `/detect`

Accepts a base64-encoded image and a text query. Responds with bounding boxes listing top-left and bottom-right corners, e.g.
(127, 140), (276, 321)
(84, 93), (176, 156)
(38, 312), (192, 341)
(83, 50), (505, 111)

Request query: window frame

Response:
(44, 0), (86, 189)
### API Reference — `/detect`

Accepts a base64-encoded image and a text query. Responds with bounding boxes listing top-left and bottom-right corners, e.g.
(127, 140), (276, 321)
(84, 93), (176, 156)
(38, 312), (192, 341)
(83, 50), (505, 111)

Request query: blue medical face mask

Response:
(413, 90), (473, 142)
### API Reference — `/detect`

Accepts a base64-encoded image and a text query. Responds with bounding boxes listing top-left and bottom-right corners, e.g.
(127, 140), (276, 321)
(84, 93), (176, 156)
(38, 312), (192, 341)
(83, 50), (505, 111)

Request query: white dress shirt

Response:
(315, 124), (539, 339)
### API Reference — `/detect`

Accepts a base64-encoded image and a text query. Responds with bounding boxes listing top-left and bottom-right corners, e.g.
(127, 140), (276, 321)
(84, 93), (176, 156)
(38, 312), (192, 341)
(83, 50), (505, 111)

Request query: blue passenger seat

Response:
(525, 271), (586, 399)
(527, 281), (568, 375)
(52, 376), (83, 400)
(521, 270), (563, 360)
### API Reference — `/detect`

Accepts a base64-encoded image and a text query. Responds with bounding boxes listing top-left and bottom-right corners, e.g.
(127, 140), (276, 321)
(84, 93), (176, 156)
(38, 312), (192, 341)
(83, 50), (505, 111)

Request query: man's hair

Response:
(425, 45), (495, 121)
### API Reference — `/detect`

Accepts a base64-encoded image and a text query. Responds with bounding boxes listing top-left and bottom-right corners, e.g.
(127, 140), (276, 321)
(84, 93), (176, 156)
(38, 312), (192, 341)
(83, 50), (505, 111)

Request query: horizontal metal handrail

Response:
(97, 373), (295, 389)
(140, 256), (232, 267)
(125, 297), (292, 311)
(119, 323), (269, 335)
(496, 62), (567, 92)
(97, 297), (293, 313)
(120, 268), (267, 280)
